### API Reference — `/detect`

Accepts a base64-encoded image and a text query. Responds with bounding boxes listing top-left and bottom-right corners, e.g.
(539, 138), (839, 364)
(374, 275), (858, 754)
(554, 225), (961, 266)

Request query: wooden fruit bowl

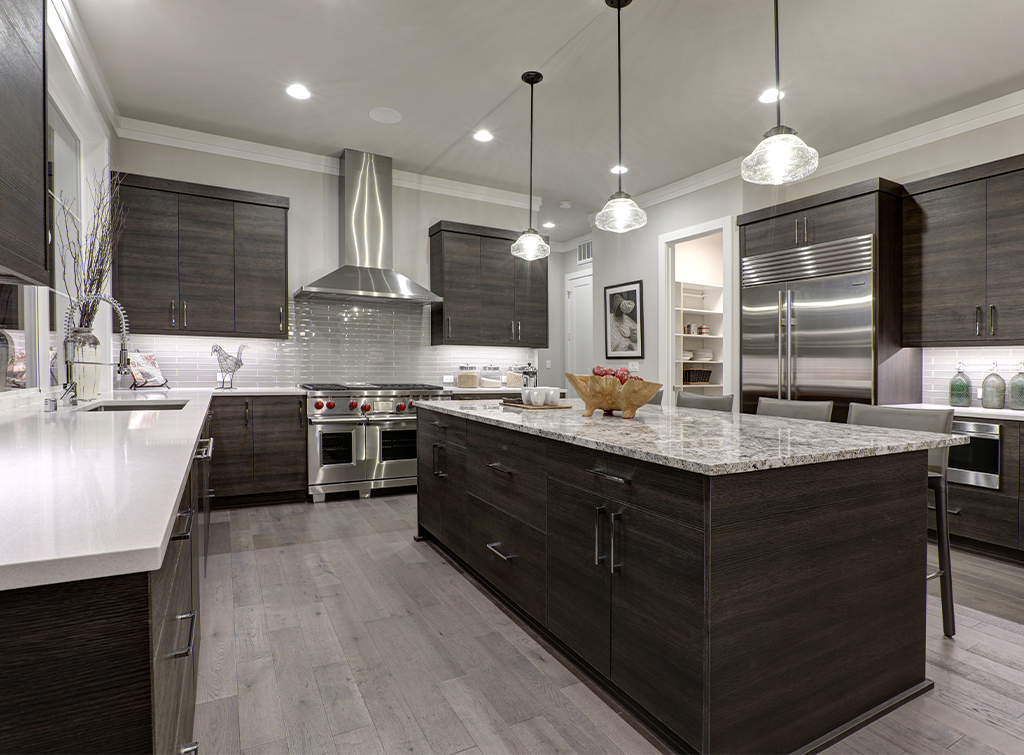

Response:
(565, 373), (663, 419)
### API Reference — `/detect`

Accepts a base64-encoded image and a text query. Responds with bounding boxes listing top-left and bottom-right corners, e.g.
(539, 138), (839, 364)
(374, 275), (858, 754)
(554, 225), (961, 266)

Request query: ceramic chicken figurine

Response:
(212, 343), (248, 389)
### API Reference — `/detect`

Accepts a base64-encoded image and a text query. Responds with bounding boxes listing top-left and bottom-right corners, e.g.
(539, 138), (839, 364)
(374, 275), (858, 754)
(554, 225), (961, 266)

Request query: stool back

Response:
(676, 392), (733, 412)
(846, 403), (954, 476)
(756, 397), (834, 422)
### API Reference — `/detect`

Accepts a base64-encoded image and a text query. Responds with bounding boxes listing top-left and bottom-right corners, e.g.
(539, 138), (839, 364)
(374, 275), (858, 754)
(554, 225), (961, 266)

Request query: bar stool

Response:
(847, 403), (955, 637)
(756, 397), (834, 422)
(676, 392), (734, 412)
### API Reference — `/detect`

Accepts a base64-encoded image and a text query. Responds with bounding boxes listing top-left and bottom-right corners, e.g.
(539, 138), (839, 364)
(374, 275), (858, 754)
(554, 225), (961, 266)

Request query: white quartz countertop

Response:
(417, 399), (967, 476)
(208, 386), (305, 396)
(0, 389), (213, 591)
(888, 403), (1024, 421)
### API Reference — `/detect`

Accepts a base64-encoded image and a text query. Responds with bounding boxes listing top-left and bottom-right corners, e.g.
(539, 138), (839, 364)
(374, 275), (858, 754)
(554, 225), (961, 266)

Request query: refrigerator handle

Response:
(786, 288), (793, 400)
(777, 290), (783, 399)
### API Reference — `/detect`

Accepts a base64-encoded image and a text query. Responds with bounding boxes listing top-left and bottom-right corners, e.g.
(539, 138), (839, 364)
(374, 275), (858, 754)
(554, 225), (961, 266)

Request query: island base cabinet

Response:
(465, 493), (546, 625)
(417, 412), (468, 560)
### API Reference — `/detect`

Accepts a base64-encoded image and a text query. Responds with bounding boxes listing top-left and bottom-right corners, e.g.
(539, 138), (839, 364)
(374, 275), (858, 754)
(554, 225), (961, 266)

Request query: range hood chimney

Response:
(293, 149), (442, 305)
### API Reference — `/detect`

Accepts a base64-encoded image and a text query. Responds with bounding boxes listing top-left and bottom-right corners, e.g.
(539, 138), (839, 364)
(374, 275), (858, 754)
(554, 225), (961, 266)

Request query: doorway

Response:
(565, 270), (593, 382)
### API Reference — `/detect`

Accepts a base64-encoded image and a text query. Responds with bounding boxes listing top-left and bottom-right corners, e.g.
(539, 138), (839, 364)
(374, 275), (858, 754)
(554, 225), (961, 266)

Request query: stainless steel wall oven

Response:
(947, 420), (1001, 490)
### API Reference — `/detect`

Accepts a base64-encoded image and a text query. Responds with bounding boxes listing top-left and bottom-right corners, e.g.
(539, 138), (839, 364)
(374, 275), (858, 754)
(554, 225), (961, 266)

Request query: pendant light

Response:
(511, 71), (550, 261)
(741, 0), (818, 185)
(595, 0), (647, 234)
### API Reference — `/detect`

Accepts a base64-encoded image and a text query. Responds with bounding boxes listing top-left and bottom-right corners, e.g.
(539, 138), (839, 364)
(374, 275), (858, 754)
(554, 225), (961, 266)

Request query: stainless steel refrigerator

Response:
(740, 234), (920, 421)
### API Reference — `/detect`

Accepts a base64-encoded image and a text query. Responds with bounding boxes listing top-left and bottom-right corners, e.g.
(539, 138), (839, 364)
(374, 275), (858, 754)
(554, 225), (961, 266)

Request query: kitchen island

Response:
(416, 399), (966, 754)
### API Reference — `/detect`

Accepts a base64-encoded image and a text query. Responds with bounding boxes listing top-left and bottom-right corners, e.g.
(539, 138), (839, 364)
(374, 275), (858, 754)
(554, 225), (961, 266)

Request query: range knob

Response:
(409, 400), (415, 408)
(349, 400), (359, 410)
(396, 403), (407, 412)
(326, 401), (336, 409)
(362, 403), (372, 412)
(314, 400), (324, 410)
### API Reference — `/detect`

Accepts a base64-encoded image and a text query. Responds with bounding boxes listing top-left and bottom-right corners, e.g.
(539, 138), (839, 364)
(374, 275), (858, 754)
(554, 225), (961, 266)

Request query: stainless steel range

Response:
(300, 382), (445, 501)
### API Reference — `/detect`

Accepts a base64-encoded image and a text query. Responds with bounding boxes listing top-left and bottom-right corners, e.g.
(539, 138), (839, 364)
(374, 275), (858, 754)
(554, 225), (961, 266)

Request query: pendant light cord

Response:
(617, 4), (623, 194)
(774, 0), (781, 130)
(529, 80), (535, 230)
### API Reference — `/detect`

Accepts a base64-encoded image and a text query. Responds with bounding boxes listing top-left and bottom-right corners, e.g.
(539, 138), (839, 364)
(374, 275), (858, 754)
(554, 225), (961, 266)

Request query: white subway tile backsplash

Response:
(922, 346), (1024, 406)
(113, 300), (536, 389)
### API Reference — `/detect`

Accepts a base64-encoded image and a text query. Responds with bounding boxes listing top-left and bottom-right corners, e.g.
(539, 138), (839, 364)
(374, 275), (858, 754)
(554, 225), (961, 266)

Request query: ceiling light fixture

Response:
(758, 87), (784, 104)
(741, 0), (818, 185)
(474, 129), (494, 142)
(369, 107), (402, 124)
(286, 83), (311, 100)
(610, 165), (628, 174)
(542, 222), (556, 228)
(595, 0), (647, 234)
(511, 71), (550, 261)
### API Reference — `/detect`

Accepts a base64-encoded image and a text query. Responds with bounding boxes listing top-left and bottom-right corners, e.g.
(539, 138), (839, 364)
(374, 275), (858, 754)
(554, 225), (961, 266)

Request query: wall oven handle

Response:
(309, 417), (368, 425)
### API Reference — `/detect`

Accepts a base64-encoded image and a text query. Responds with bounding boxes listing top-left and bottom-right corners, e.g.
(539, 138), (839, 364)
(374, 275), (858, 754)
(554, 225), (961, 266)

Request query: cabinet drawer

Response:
(420, 409), (467, 448)
(467, 422), (546, 530)
(928, 485), (1018, 549)
(547, 441), (704, 530)
(465, 493), (546, 625)
(151, 534), (194, 755)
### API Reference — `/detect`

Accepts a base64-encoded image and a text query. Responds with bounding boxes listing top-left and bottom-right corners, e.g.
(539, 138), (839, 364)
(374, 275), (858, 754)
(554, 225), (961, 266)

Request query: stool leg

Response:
(933, 479), (956, 637)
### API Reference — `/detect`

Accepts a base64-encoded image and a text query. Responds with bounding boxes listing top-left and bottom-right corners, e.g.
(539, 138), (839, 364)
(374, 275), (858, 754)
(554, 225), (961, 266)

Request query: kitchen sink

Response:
(81, 400), (189, 412)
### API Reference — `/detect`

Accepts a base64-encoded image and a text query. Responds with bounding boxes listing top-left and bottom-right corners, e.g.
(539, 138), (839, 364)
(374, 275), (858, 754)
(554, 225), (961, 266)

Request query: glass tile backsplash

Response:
(923, 346), (1024, 407)
(113, 300), (536, 389)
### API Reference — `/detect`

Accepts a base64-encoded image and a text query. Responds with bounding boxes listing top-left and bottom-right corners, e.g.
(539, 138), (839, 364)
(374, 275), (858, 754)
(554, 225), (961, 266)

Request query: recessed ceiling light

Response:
(542, 222), (555, 228)
(286, 83), (311, 100)
(473, 130), (494, 142)
(758, 88), (784, 104)
(369, 107), (402, 124)
(610, 165), (628, 174)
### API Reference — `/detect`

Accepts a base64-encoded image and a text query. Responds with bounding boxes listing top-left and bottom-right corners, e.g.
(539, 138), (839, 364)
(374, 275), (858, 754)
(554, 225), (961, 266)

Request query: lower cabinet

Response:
(416, 411), (468, 559)
(0, 470), (199, 753)
(210, 395), (307, 502)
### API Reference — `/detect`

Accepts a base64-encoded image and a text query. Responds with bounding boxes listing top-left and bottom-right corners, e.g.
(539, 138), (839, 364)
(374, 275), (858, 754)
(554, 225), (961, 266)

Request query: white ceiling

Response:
(75, 0), (1024, 241)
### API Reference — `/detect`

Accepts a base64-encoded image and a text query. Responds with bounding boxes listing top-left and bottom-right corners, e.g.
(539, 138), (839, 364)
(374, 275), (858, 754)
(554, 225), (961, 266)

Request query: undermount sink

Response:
(80, 400), (189, 412)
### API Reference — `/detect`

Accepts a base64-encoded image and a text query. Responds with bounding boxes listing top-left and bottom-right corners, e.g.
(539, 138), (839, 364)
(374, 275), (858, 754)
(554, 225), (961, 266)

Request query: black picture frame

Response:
(604, 279), (644, 359)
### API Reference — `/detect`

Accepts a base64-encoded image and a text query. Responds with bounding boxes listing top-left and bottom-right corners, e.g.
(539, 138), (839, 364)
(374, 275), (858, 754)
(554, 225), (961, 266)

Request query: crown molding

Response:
(391, 170), (538, 211)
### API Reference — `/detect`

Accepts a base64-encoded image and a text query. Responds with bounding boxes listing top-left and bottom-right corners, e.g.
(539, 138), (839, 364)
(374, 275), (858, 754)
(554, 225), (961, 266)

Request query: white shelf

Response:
(677, 383), (724, 389)
(678, 307), (722, 316)
(678, 281), (723, 291)
(676, 360), (723, 364)
(675, 333), (723, 340)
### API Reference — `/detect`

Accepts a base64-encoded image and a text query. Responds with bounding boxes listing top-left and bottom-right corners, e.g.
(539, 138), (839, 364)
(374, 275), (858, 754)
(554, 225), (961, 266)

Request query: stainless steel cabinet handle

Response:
(180, 744), (199, 754)
(518, 321), (522, 341)
(777, 290), (784, 399)
(976, 306), (982, 337)
(299, 398), (303, 426)
(795, 218), (799, 246)
(430, 421), (448, 430)
(169, 610), (197, 658)
(437, 445), (447, 479)
(786, 288), (793, 400)
(245, 400), (249, 427)
(803, 217), (808, 244)
(279, 306), (284, 332)
(486, 541), (518, 560)
(588, 468), (628, 485)
(594, 506), (606, 565)
(511, 320), (515, 342)
(487, 462), (514, 476)
(927, 502), (961, 515)
(171, 300), (177, 328)
(431, 443), (439, 476)
(171, 509), (194, 541)
(610, 512), (621, 574)
(990, 304), (996, 336)
(182, 300), (187, 328)
(448, 317), (452, 339)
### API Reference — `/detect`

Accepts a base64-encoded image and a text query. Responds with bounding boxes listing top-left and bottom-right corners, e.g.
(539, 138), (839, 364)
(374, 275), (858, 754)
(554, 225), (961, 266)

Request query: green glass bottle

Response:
(948, 362), (972, 407)
(1008, 362), (1024, 411)
(982, 362), (1006, 410)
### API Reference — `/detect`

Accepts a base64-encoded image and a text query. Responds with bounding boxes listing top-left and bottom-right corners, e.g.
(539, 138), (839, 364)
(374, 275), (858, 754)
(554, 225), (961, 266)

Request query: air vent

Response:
(577, 239), (593, 265)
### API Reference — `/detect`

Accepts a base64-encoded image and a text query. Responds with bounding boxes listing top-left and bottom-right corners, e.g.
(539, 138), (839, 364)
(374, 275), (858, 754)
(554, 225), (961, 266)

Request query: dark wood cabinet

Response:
(417, 409), (469, 560)
(429, 221), (548, 348)
(210, 396), (255, 498)
(983, 172), (1024, 341)
(235, 203), (288, 336)
(740, 190), (879, 257)
(114, 174), (289, 339)
(0, 0), (47, 286)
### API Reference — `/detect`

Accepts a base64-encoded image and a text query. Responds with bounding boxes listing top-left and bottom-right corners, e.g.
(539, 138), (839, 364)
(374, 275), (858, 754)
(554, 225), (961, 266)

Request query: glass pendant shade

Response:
(595, 192), (647, 234)
(511, 229), (550, 261)
(741, 130), (818, 185)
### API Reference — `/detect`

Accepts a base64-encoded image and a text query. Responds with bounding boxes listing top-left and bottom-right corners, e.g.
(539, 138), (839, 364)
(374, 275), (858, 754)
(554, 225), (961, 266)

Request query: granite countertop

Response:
(0, 389), (213, 591)
(888, 403), (1024, 421)
(417, 398), (967, 477)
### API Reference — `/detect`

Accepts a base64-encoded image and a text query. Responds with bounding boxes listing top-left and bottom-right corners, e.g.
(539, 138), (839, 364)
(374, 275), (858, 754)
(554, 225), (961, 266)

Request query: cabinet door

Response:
(235, 203), (288, 337)
(416, 426), (442, 536)
(439, 441), (468, 560)
(610, 504), (704, 747)
(0, 0), (47, 286)
(253, 397), (307, 494)
(437, 231), (481, 344)
(902, 182), (987, 345)
(210, 397), (254, 498)
(515, 256), (548, 347)
(985, 172), (1024, 341)
(546, 480), (611, 677)
(115, 186), (179, 334)
(801, 193), (876, 246)
(479, 236), (516, 345)
(178, 195), (235, 334)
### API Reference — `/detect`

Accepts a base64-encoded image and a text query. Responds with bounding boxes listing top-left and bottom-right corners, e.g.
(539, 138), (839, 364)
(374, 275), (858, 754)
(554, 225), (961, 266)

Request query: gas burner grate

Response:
(300, 383), (350, 391)
(374, 383), (443, 391)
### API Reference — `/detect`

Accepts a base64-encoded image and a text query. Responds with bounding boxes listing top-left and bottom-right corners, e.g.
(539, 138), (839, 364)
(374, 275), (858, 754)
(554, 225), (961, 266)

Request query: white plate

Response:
(691, 357), (714, 362)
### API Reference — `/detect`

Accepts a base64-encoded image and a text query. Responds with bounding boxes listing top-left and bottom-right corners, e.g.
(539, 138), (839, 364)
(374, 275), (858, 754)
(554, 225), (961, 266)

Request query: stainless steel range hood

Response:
(293, 149), (442, 305)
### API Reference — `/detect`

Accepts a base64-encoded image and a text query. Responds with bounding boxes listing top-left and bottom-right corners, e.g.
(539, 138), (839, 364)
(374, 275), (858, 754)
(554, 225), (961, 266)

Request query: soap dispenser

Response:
(948, 362), (972, 407)
(982, 362), (1006, 410)
(1008, 362), (1024, 411)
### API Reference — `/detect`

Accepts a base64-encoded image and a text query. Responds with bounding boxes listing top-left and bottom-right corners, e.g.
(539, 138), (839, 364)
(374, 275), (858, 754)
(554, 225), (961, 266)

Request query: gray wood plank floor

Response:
(194, 494), (1024, 754)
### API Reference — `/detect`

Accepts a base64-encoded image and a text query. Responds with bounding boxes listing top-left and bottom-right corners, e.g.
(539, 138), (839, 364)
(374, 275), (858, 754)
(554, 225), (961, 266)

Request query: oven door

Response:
(366, 416), (418, 482)
(309, 417), (366, 486)
(947, 421), (1000, 490)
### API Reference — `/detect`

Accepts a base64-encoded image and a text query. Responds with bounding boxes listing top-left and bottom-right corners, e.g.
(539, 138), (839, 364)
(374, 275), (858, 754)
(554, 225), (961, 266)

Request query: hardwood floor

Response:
(195, 494), (1024, 754)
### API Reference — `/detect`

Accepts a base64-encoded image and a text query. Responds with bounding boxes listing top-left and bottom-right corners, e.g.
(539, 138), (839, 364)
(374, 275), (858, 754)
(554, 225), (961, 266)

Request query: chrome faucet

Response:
(63, 294), (132, 396)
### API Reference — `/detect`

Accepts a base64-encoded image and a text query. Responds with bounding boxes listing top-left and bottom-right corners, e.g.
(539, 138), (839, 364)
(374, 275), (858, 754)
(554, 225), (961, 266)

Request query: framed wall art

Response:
(604, 279), (644, 359)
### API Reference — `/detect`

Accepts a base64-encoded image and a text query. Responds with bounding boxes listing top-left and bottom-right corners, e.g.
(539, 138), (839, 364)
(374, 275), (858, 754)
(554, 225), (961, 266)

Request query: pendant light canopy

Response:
(741, 0), (818, 185)
(512, 71), (550, 261)
(595, 0), (646, 234)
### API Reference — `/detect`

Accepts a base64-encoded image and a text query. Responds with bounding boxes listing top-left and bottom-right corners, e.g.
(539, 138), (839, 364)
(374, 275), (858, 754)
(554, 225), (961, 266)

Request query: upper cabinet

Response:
(903, 155), (1024, 346)
(0, 0), (47, 286)
(429, 221), (548, 348)
(113, 174), (289, 339)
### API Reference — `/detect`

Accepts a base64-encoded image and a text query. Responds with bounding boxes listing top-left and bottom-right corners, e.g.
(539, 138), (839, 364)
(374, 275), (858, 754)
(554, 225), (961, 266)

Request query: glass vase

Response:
(69, 328), (102, 401)
(982, 363), (1005, 410)
(948, 362), (971, 407)
(1008, 365), (1024, 411)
